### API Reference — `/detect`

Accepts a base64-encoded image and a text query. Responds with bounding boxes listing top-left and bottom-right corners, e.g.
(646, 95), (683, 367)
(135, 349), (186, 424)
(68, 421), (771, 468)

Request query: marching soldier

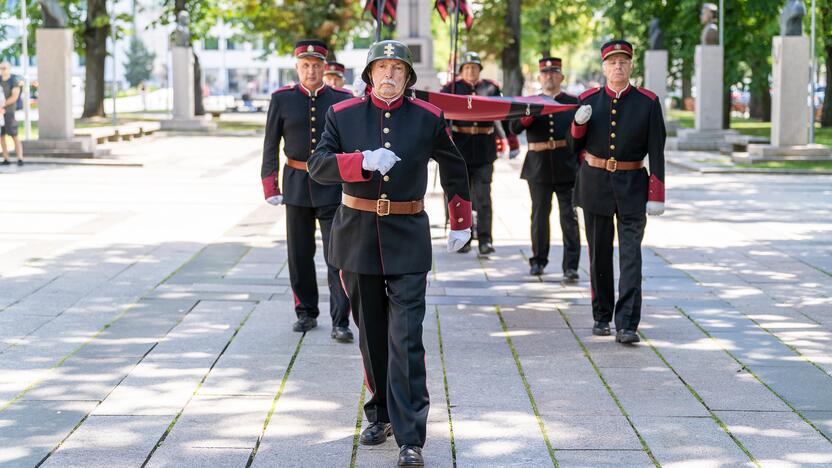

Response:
(566, 40), (666, 344)
(510, 57), (581, 282)
(441, 51), (506, 255)
(323, 61), (347, 89)
(308, 40), (472, 468)
(260, 39), (354, 342)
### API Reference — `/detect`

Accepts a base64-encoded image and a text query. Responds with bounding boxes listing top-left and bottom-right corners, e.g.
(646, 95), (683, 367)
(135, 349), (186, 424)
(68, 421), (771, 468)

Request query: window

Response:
(203, 37), (219, 50)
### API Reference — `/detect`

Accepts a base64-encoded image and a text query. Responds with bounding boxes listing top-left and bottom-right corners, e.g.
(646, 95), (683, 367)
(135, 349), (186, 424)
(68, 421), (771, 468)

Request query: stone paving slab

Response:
(717, 410), (832, 465)
(630, 416), (752, 466)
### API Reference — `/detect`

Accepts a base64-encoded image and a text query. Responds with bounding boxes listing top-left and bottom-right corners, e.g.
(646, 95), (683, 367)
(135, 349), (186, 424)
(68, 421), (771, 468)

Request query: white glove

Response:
(574, 105), (592, 125)
(266, 195), (284, 205)
(362, 148), (401, 175)
(447, 228), (472, 252)
(646, 201), (664, 216)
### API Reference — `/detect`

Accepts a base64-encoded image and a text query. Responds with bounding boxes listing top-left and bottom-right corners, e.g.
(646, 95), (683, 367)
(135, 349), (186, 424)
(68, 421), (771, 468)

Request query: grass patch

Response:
(735, 160), (832, 171)
(668, 109), (832, 147)
(216, 120), (264, 133)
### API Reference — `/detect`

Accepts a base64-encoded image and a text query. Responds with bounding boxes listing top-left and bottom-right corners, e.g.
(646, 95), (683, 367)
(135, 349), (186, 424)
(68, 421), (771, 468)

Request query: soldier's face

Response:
(296, 57), (324, 89)
(538, 70), (564, 92)
(371, 59), (409, 98)
(323, 74), (345, 88)
(460, 64), (481, 83)
(602, 55), (632, 86)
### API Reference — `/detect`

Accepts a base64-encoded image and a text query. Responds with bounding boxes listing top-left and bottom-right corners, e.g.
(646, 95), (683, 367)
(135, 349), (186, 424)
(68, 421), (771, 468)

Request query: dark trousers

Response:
(285, 203), (350, 327)
(340, 271), (429, 448)
(467, 163), (494, 244)
(528, 181), (580, 272)
(583, 210), (646, 331)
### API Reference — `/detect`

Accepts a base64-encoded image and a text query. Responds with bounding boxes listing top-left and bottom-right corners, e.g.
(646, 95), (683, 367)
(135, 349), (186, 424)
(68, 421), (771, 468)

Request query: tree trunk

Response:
(723, 87), (731, 129)
(539, 15), (551, 57)
(82, 0), (109, 118)
(822, 46), (832, 127)
(680, 59), (692, 110)
(501, 0), (523, 97)
(194, 52), (204, 115)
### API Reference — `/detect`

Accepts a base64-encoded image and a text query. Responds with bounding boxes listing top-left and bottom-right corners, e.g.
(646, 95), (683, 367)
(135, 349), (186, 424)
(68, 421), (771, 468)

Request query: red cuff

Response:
(508, 134), (519, 150)
(571, 122), (587, 139)
(337, 152), (372, 182)
(648, 174), (665, 203)
(448, 194), (472, 230)
(262, 173), (280, 198)
(520, 116), (534, 127)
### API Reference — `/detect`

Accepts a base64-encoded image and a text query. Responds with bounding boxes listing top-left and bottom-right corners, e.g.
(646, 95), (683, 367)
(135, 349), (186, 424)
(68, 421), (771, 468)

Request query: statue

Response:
(38, 0), (69, 28)
(780, 0), (806, 36)
(173, 11), (191, 48)
(648, 18), (664, 50)
(700, 3), (719, 45)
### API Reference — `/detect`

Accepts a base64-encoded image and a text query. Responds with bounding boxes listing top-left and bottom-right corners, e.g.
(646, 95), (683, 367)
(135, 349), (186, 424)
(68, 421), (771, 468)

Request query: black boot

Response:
(359, 422), (392, 445)
(292, 316), (317, 332)
(330, 326), (354, 343)
(616, 329), (640, 344)
(592, 321), (611, 336)
(478, 242), (495, 255)
(529, 263), (544, 276)
(397, 445), (424, 467)
(562, 269), (579, 284)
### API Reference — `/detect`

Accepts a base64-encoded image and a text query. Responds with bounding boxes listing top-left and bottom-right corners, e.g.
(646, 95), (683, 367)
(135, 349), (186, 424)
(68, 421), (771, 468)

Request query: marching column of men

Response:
(260, 40), (354, 342)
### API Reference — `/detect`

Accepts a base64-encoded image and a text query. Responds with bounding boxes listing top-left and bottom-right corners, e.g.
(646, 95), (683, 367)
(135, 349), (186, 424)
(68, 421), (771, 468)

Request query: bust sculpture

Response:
(780, 0), (806, 36)
(700, 3), (719, 45)
(173, 11), (191, 48)
(38, 0), (69, 28)
(648, 18), (664, 50)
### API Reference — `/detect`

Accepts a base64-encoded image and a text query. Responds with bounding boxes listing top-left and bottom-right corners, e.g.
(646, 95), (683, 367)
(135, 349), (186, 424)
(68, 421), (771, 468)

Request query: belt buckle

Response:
(376, 199), (391, 216)
(548, 141), (556, 150)
(605, 157), (618, 172)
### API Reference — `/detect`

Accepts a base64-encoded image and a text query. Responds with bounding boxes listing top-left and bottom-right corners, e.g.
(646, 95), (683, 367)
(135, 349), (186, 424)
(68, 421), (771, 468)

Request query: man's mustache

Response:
(380, 79), (397, 86)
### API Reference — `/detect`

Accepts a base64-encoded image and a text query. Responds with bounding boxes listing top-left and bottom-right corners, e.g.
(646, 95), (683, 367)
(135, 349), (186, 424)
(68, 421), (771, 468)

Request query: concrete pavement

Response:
(0, 135), (830, 467)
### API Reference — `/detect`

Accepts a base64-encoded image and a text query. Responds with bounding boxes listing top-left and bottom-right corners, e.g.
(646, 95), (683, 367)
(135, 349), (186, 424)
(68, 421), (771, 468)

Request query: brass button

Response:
(311, 116), (316, 122)
(385, 112), (391, 118)
(549, 121), (554, 126)
(455, 202), (461, 207)
(611, 121), (617, 126)
(611, 109), (617, 115)
(312, 97), (316, 101)
(457, 217), (463, 223)
(383, 128), (390, 134)
(549, 128), (554, 133)
(384, 142), (391, 148)
(473, 122), (478, 126)
(383, 175), (390, 181)
(549, 137), (554, 141)
(613, 99), (618, 104)
(311, 128), (316, 133)
(312, 138), (317, 143)
(310, 149), (314, 154)
(311, 107), (316, 112)
(380, 193), (388, 199)
(611, 133), (616, 138)
(610, 144), (616, 150)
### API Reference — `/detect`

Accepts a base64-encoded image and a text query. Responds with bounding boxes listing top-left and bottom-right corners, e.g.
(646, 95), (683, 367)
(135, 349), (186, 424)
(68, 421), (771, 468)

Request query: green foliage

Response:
(123, 37), (155, 87)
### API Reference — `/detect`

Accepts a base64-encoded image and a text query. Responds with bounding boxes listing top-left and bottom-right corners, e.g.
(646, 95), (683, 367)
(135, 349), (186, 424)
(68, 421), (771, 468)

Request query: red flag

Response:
(365, 0), (398, 26)
(435, 0), (473, 31)
(408, 89), (577, 122)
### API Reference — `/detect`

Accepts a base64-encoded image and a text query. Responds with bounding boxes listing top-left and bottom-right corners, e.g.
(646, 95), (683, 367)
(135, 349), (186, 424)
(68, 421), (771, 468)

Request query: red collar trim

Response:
(298, 83), (327, 97)
(370, 92), (404, 110)
(605, 83), (632, 98)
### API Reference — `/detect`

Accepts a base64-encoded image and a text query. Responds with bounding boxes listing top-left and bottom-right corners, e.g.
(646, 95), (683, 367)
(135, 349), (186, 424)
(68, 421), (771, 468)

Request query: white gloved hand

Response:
(447, 228), (472, 252)
(646, 201), (665, 216)
(266, 195), (284, 205)
(362, 148), (401, 175)
(574, 105), (592, 125)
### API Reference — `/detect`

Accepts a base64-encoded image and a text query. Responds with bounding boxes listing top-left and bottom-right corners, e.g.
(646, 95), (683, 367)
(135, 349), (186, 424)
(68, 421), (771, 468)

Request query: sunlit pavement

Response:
(1, 134), (831, 467)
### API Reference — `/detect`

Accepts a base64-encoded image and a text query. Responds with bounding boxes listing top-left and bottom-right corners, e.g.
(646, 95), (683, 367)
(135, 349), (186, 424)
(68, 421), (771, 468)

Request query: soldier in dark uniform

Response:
(308, 40), (472, 468)
(323, 61), (346, 89)
(260, 40), (354, 342)
(510, 57), (581, 282)
(441, 51), (505, 255)
(566, 40), (666, 344)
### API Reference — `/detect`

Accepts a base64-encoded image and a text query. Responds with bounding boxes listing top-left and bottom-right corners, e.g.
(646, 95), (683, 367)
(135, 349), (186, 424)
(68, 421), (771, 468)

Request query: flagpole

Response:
(450, 0), (461, 94)
(375, 0), (387, 42)
(21, 0), (31, 139)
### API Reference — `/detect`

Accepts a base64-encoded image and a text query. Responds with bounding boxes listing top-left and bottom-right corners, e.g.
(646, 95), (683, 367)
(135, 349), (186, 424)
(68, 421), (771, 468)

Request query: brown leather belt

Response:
(342, 193), (424, 216)
(452, 125), (495, 135)
(584, 152), (644, 172)
(528, 139), (567, 151)
(286, 158), (308, 171)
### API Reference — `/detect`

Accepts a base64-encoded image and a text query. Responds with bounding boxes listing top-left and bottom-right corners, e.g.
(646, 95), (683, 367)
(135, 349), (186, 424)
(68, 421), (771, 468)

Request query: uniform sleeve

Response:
(308, 108), (373, 185)
(647, 98), (666, 203)
(260, 94), (282, 198)
(566, 98), (588, 157)
(431, 113), (472, 230)
(509, 117), (534, 135)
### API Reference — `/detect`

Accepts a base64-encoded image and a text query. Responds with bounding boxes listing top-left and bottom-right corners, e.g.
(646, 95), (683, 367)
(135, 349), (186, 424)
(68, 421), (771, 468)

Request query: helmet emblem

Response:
(384, 43), (396, 57)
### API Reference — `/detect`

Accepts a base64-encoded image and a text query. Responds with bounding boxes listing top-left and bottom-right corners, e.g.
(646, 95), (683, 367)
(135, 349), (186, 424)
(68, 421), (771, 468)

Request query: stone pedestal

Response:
(644, 50), (668, 116)
(23, 29), (99, 157)
(695, 45), (723, 131)
(772, 36), (810, 147)
(395, 0), (440, 91)
(161, 46), (216, 131)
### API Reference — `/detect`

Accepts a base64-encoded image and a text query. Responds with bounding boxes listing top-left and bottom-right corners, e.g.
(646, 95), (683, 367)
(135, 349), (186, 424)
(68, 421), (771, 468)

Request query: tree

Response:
(82, 0), (110, 118)
(123, 37), (155, 88)
(820, 0), (832, 127)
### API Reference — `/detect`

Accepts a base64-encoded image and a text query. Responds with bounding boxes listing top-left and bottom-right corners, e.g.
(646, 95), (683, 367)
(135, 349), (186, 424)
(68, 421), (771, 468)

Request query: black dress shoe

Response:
(397, 445), (424, 467)
(457, 241), (472, 254)
(331, 326), (354, 343)
(359, 422), (392, 446)
(1, 160), (8, 166)
(592, 321), (611, 336)
(562, 269), (579, 284)
(478, 242), (495, 255)
(292, 316), (317, 332)
(16, 159), (23, 166)
(529, 264), (544, 276)
(616, 330), (641, 344)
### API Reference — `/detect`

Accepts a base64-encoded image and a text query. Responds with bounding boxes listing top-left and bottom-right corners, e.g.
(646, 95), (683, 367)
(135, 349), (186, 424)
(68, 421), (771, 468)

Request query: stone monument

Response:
(395, 0), (440, 90)
(23, 0), (98, 157)
(161, 11), (215, 131)
(644, 19), (668, 118)
(674, 3), (737, 151)
(744, 0), (832, 162)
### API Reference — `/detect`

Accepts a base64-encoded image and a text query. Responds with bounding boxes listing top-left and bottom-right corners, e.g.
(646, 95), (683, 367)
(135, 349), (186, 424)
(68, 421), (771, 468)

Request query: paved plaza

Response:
(0, 134), (831, 467)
